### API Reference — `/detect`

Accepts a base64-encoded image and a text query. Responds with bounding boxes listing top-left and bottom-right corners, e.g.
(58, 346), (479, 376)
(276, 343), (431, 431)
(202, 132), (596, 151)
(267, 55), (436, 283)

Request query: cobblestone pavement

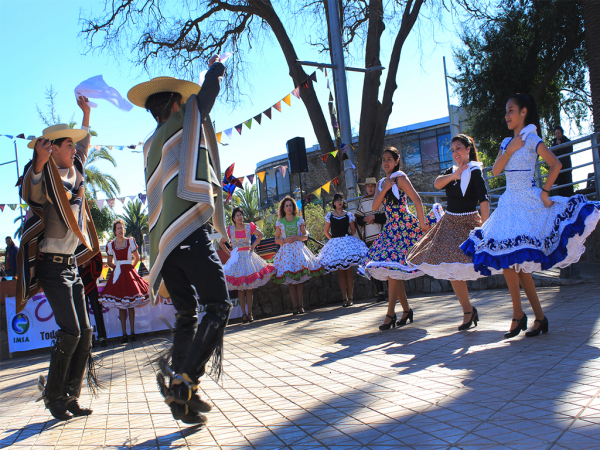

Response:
(1, 282), (600, 449)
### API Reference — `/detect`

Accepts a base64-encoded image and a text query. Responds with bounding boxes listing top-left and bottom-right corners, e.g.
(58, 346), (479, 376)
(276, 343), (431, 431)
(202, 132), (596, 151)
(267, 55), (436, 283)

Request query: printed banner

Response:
(5, 285), (244, 353)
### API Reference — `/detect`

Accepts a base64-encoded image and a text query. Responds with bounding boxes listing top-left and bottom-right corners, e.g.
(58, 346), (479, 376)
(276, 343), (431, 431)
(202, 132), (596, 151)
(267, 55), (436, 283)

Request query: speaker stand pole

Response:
(298, 173), (305, 220)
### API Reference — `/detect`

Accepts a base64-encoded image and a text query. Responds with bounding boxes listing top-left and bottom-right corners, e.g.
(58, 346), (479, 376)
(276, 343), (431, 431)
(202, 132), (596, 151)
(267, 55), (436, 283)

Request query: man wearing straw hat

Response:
(17, 96), (101, 421)
(355, 177), (387, 303)
(128, 55), (231, 424)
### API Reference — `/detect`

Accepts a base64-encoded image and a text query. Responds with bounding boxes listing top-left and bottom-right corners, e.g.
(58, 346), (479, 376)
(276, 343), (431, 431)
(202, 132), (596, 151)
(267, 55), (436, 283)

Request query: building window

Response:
(276, 169), (291, 199)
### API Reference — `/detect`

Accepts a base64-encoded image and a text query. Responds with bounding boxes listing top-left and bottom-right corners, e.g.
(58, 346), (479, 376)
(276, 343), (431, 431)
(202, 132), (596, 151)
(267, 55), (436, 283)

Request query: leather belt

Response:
(38, 252), (75, 265)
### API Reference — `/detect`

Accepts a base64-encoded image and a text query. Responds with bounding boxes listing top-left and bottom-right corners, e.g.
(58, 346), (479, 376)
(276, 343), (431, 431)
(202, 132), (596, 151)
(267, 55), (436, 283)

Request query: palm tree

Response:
(233, 183), (260, 223)
(118, 200), (149, 255)
(84, 147), (120, 199)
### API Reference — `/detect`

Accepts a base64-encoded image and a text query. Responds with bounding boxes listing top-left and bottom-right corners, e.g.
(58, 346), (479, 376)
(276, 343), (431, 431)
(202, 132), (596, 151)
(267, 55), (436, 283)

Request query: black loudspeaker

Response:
(287, 137), (309, 174)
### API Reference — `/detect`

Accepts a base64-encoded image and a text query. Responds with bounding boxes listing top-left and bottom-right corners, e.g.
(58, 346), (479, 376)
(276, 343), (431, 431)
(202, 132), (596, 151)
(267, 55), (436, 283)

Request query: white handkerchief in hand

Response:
(74, 75), (133, 111)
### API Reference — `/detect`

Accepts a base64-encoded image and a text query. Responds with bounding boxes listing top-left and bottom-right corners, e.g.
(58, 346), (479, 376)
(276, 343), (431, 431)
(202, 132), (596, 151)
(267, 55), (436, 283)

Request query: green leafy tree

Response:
(118, 200), (149, 255)
(233, 183), (260, 223)
(86, 191), (116, 240)
(452, 0), (589, 159)
(303, 203), (326, 255)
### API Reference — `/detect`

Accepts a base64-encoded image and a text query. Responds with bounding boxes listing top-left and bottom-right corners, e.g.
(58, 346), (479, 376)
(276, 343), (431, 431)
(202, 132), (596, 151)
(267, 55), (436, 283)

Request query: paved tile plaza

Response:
(1, 282), (600, 449)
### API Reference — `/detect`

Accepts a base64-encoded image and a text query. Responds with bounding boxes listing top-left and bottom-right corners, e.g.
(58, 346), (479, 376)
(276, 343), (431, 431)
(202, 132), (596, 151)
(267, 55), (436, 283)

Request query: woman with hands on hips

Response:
(461, 93), (600, 338)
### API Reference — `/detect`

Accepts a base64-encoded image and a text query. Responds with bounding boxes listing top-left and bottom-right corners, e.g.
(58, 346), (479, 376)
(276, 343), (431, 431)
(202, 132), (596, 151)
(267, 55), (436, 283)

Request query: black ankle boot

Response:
(47, 398), (73, 421)
(66, 397), (93, 416)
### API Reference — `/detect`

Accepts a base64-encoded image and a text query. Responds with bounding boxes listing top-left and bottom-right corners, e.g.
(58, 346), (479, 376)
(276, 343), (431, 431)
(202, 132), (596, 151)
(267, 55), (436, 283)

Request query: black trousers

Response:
(36, 259), (90, 338)
(161, 225), (231, 373)
(86, 286), (107, 340)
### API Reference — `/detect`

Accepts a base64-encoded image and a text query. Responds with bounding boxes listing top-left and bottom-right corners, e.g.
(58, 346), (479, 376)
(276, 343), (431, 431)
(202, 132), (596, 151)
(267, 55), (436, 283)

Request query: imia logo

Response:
(12, 313), (30, 335)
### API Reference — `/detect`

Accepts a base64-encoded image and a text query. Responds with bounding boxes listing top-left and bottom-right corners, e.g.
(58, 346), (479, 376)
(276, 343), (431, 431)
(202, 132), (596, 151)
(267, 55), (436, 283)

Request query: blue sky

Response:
(0, 1), (490, 244)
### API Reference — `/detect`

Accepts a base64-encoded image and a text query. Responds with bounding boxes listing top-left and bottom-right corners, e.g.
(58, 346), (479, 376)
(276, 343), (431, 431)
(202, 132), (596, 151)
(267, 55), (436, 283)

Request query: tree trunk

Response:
(358, 0), (424, 181)
(255, 1), (339, 179)
(357, 0), (385, 182)
(582, 0), (600, 132)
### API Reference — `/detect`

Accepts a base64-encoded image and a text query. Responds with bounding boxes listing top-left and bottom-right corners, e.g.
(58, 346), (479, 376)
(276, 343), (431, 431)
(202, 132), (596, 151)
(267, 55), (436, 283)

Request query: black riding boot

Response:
(64, 327), (94, 416)
(45, 331), (80, 421)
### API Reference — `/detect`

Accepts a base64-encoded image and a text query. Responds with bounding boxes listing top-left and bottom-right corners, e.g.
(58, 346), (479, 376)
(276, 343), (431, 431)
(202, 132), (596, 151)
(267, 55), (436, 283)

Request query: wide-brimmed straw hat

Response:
(127, 76), (200, 108)
(359, 177), (378, 185)
(27, 124), (87, 149)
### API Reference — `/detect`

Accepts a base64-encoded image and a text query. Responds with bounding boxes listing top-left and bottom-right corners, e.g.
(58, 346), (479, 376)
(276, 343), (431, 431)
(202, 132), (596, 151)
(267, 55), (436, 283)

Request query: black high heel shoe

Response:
(396, 309), (414, 327)
(504, 314), (527, 339)
(379, 314), (397, 331)
(458, 307), (479, 331)
(525, 316), (549, 337)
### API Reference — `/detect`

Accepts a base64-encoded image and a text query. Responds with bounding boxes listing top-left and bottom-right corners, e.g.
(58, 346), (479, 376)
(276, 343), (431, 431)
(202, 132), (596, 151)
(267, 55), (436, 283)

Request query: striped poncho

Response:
(144, 63), (227, 305)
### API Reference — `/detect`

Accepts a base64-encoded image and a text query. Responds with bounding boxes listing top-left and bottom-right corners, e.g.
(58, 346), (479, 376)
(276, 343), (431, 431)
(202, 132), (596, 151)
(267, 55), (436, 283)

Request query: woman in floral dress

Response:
(273, 196), (324, 315)
(219, 207), (274, 323)
(362, 147), (439, 330)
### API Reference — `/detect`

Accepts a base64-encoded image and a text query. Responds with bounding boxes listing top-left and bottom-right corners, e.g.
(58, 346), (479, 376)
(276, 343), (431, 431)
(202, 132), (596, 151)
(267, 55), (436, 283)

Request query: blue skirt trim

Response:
(461, 202), (600, 276)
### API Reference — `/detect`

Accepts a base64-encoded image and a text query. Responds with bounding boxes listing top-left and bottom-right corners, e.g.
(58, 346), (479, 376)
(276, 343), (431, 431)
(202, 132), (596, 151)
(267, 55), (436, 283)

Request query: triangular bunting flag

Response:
(5, 135), (14, 139)
(273, 102), (281, 112)
(278, 166), (288, 178)
(253, 114), (262, 125)
(107, 145), (113, 149)
(216, 132), (222, 143)
(255, 219), (264, 229)
(327, 79), (330, 90)
(118, 197), (127, 204)
(318, 66), (324, 72)
(325, 68), (328, 77)
(292, 87), (300, 99)
(313, 188), (322, 199)
(331, 150), (338, 158)
(128, 196), (136, 202)
(94, 145), (101, 151)
(322, 182), (331, 193)
(8, 204), (17, 211)
(302, 81), (309, 90)
(269, 169), (276, 180)
(310, 72), (317, 82)
(235, 124), (243, 135)
(332, 176), (340, 186)
(16, 134), (25, 139)
(224, 128), (233, 139)
(257, 171), (266, 183)
(329, 92), (334, 101)
(116, 146), (124, 151)
(96, 199), (105, 209)
(107, 199), (116, 209)
(138, 193), (147, 204)
(247, 174), (255, 184)
(320, 154), (328, 164)
(244, 119), (252, 129)
(27, 135), (36, 140)
(127, 145), (137, 149)
(0, 205), (5, 212)
(282, 94), (291, 106)
(342, 152), (349, 161)
(264, 108), (272, 119)
(296, 200), (302, 210)
(20, 204), (28, 209)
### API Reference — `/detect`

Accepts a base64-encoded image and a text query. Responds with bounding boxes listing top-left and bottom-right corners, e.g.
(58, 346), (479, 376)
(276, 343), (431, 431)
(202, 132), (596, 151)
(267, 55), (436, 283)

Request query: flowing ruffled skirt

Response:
(100, 265), (150, 309)
(317, 235), (369, 273)
(461, 192), (600, 275)
(273, 241), (324, 285)
(406, 211), (484, 281)
(224, 249), (275, 290)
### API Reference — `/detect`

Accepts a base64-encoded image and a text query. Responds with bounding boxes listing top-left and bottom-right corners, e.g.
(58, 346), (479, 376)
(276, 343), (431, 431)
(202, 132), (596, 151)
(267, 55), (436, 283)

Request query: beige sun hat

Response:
(127, 76), (201, 108)
(27, 124), (88, 149)
(359, 177), (378, 185)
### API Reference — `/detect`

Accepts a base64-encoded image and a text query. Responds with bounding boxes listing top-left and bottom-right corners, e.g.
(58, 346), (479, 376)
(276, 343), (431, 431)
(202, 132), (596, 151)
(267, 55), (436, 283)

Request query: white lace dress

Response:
(461, 133), (600, 275)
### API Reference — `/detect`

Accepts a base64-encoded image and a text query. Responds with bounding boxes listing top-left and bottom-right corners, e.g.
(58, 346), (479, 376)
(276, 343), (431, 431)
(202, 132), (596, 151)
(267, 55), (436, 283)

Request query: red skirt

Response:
(99, 265), (150, 309)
